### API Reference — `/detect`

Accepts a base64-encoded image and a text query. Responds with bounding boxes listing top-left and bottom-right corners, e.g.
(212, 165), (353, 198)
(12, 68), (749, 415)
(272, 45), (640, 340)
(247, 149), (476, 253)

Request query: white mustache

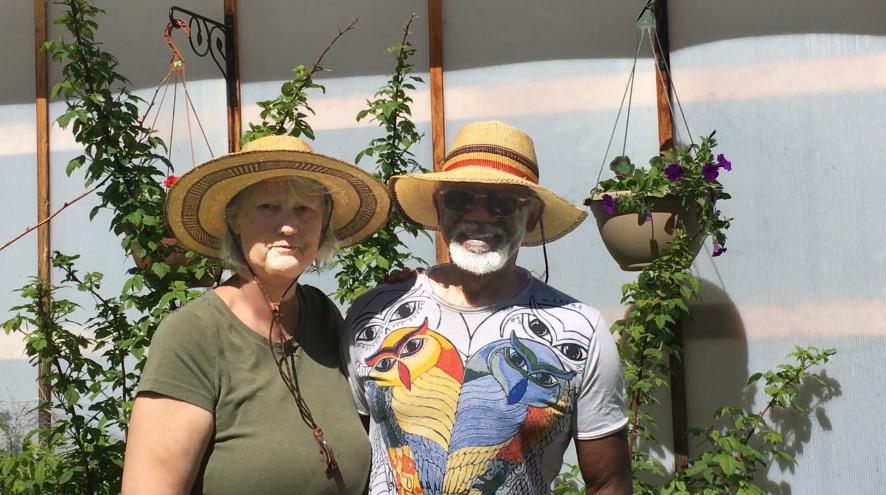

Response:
(455, 221), (506, 238)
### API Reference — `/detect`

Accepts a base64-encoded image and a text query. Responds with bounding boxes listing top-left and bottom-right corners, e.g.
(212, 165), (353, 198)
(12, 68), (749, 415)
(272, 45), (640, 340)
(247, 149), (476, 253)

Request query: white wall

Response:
(1, 1), (883, 492)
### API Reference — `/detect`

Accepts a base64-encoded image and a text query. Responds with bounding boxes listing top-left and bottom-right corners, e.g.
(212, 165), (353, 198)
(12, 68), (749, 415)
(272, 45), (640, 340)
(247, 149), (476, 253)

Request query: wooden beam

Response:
(652, 0), (689, 474)
(224, 0), (241, 152)
(427, 0), (448, 263)
(34, 0), (52, 431)
(653, 0), (674, 152)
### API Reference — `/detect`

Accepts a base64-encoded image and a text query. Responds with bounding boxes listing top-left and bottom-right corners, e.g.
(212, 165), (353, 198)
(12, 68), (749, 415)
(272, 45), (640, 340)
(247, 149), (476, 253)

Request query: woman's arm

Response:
(122, 392), (214, 495)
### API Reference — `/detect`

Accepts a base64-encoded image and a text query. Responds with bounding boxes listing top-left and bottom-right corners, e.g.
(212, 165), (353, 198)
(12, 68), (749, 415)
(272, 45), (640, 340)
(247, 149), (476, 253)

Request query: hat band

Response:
(445, 144), (540, 178)
(444, 159), (537, 183)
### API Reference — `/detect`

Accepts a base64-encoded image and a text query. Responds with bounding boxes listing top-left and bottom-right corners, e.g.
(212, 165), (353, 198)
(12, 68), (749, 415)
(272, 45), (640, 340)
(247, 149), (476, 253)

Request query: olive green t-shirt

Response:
(138, 285), (370, 495)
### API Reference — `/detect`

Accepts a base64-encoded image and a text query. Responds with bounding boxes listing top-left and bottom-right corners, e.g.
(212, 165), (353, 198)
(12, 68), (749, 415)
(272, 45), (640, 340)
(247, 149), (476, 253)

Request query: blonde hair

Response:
(220, 177), (340, 269)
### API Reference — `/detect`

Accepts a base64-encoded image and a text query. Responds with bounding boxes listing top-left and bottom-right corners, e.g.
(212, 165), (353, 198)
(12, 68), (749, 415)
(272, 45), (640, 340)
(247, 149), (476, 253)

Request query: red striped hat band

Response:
(444, 158), (537, 182)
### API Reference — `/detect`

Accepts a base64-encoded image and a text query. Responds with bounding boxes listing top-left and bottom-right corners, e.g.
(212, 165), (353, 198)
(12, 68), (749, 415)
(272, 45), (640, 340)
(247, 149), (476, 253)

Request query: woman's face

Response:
(229, 179), (327, 280)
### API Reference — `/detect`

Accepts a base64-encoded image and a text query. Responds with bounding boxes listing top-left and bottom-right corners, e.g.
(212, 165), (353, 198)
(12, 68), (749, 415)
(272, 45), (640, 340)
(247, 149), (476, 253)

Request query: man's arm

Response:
(576, 428), (632, 495)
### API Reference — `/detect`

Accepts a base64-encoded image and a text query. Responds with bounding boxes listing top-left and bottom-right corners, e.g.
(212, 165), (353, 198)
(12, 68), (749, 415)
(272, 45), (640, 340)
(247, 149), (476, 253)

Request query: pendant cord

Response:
(540, 216), (550, 284)
(231, 229), (339, 474)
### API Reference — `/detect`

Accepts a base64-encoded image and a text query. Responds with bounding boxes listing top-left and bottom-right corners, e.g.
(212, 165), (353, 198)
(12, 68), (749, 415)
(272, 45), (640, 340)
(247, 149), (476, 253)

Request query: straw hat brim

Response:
(166, 149), (391, 259)
(389, 166), (587, 246)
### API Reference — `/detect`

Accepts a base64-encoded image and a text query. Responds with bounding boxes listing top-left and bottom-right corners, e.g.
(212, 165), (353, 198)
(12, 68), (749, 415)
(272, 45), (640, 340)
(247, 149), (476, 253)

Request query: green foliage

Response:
(1, 1), (208, 492)
(242, 19), (357, 144)
(0, 3), (359, 493)
(243, 64), (323, 142)
(591, 133), (733, 251)
(658, 347), (835, 495)
(331, 14), (429, 304)
(558, 130), (836, 492)
(0, 262), (135, 494)
(551, 463), (586, 495)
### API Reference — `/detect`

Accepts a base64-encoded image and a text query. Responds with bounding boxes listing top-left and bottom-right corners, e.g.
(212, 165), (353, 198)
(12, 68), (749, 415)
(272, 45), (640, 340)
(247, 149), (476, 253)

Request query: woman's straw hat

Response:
(165, 135), (391, 258)
(389, 121), (586, 246)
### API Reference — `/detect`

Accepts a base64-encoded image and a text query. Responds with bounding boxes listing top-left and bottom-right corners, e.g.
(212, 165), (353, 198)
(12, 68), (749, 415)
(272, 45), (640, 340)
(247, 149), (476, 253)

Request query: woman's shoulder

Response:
(155, 291), (226, 338)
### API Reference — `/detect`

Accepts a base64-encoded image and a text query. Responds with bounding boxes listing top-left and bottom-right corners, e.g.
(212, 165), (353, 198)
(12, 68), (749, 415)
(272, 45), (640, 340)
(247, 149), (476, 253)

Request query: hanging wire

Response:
(168, 72), (178, 162)
(154, 19), (216, 168)
(621, 43), (640, 157)
(594, 4), (704, 194)
(182, 76), (197, 166)
(648, 26), (694, 146)
(594, 30), (646, 188)
(180, 74), (215, 159)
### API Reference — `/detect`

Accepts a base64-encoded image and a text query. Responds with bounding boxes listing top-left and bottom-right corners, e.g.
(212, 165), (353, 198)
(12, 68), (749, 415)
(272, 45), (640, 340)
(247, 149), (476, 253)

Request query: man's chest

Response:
(352, 295), (594, 446)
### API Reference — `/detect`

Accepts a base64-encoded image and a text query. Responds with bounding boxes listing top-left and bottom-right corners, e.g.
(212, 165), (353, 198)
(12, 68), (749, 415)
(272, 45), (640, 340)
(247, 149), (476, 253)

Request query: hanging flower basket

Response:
(586, 134), (732, 271)
(587, 191), (703, 271)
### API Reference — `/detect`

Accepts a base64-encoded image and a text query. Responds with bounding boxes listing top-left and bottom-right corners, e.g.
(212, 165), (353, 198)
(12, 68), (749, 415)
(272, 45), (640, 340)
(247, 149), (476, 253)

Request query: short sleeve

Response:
(341, 296), (372, 416)
(137, 305), (219, 413)
(573, 313), (629, 440)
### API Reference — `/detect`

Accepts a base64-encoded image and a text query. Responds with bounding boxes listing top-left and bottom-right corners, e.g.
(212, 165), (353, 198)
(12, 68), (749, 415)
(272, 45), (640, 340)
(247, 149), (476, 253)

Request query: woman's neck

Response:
(216, 274), (301, 341)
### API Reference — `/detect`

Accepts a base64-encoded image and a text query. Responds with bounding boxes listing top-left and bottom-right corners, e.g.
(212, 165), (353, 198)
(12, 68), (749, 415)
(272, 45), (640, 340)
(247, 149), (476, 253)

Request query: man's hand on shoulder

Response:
(381, 266), (425, 285)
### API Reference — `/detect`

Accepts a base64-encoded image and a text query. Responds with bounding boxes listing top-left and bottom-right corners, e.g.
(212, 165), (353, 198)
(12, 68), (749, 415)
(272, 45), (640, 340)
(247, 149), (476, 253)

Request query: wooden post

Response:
(224, 0), (241, 152)
(653, 0), (674, 152)
(427, 0), (448, 264)
(652, 0), (688, 473)
(34, 0), (52, 431)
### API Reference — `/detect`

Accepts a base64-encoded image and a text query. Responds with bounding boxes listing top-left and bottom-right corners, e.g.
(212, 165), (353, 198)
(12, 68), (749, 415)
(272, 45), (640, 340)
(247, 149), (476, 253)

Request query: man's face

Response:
(435, 183), (542, 275)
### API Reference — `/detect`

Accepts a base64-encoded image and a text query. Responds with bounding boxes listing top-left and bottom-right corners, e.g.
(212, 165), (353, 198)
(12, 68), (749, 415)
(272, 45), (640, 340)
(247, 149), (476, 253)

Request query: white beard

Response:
(448, 240), (510, 275)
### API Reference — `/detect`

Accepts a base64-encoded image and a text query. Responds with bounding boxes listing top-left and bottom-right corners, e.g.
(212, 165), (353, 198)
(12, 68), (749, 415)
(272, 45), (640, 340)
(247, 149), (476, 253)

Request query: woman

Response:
(122, 135), (391, 494)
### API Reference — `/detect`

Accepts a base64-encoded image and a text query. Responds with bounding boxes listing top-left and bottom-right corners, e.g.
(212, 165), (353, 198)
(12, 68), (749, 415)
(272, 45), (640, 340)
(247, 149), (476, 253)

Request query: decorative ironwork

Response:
(168, 6), (230, 80)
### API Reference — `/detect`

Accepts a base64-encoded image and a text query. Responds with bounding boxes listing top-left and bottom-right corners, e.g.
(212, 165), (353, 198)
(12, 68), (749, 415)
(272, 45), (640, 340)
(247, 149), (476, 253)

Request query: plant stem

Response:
(0, 181), (106, 253)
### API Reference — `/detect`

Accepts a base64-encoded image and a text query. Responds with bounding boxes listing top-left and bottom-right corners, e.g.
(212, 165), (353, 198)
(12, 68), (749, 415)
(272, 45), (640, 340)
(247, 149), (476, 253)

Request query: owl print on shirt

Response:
(345, 274), (626, 495)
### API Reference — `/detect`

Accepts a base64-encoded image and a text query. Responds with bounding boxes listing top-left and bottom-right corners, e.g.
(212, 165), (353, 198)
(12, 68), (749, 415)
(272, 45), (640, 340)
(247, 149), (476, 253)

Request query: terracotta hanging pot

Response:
(587, 191), (703, 271)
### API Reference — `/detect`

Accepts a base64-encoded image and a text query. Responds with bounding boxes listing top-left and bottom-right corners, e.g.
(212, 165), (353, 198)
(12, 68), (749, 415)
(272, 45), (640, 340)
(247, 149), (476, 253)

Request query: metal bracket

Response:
(637, 0), (656, 32)
(168, 6), (233, 85)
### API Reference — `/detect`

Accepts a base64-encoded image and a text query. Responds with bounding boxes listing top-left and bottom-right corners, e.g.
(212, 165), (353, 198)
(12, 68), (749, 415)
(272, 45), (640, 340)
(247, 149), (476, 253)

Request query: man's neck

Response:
(426, 263), (529, 308)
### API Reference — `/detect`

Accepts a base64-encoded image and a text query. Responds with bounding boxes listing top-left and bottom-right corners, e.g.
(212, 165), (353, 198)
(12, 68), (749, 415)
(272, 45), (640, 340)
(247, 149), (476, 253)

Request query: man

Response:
(343, 121), (631, 494)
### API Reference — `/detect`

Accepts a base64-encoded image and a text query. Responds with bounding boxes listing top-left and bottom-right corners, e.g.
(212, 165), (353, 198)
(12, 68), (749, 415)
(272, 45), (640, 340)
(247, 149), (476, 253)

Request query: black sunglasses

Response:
(437, 189), (533, 217)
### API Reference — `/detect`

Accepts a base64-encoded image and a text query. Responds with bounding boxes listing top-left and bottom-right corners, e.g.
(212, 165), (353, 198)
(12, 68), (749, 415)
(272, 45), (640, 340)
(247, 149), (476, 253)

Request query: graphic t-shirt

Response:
(343, 270), (627, 495)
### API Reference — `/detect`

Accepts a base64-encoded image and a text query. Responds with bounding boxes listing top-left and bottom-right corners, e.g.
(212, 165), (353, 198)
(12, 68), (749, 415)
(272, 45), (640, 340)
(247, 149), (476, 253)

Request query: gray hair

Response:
(220, 176), (340, 269)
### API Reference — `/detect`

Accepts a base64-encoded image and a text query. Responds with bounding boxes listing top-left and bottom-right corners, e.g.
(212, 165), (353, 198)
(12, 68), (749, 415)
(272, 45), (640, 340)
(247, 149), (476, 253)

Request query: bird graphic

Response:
(498, 296), (594, 366)
(442, 333), (575, 495)
(365, 318), (464, 495)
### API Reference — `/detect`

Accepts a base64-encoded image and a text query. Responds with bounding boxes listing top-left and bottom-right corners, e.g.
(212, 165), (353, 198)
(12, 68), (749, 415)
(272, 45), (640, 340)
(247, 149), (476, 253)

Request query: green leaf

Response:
(150, 262), (171, 278)
(65, 156), (85, 176)
(609, 155), (635, 178)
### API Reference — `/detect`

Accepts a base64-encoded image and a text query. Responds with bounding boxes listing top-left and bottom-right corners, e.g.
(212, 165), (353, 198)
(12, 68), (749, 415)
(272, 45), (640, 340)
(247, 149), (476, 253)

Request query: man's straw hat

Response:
(389, 121), (586, 246)
(165, 135), (391, 258)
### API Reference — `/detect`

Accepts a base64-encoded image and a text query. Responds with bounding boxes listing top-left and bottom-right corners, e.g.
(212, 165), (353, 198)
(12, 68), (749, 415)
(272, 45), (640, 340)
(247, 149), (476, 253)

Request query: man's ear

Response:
(525, 198), (544, 231)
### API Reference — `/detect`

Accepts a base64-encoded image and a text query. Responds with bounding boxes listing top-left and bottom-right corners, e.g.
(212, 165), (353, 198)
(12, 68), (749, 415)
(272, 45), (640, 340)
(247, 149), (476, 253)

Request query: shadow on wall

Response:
(632, 277), (748, 486)
(756, 369), (841, 495)
(670, 0), (885, 50)
(682, 279), (841, 495)
(5, 0), (882, 107)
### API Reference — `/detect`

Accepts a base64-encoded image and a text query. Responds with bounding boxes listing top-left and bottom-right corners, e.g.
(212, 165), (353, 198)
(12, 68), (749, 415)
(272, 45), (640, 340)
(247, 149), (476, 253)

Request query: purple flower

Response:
(712, 242), (727, 257)
(665, 163), (685, 181)
(702, 162), (720, 181)
(602, 194), (617, 215)
(644, 210), (653, 222)
(717, 154), (732, 171)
